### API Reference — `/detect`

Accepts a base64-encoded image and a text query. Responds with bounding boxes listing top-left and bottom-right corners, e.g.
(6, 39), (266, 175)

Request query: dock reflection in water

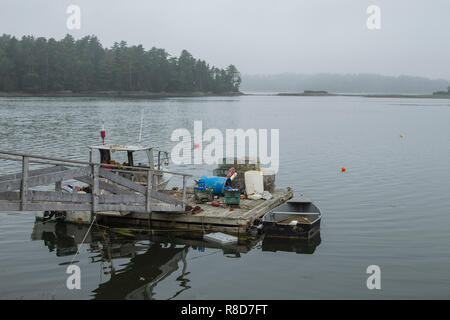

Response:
(31, 221), (321, 299)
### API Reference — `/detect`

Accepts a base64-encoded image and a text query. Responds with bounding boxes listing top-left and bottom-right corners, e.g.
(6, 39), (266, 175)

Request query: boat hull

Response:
(261, 196), (322, 239)
(263, 219), (321, 239)
(262, 232), (322, 254)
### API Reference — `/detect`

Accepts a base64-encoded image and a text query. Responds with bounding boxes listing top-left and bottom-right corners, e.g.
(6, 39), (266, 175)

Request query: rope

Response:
(69, 214), (97, 266)
(189, 249), (221, 260)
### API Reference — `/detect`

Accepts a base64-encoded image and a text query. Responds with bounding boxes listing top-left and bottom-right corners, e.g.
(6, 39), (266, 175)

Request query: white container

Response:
(245, 170), (264, 195)
(204, 232), (238, 245)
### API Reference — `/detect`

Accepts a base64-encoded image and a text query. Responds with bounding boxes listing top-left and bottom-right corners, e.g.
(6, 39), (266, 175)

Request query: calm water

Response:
(0, 95), (449, 299)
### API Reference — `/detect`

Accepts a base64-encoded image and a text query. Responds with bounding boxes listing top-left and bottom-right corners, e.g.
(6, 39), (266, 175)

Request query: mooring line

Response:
(189, 249), (221, 260)
(69, 214), (97, 266)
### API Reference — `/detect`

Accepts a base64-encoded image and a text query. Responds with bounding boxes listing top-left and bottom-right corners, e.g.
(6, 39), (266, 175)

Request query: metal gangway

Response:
(0, 150), (190, 214)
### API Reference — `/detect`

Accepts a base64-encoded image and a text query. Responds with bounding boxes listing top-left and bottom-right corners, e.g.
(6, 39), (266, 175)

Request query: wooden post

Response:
(92, 164), (99, 213)
(20, 156), (29, 211)
(146, 170), (152, 213)
(151, 172), (156, 190)
(182, 175), (187, 210)
(55, 164), (64, 192)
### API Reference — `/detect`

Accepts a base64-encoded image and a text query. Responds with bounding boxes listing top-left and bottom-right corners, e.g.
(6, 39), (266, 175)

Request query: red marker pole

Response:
(100, 121), (106, 145)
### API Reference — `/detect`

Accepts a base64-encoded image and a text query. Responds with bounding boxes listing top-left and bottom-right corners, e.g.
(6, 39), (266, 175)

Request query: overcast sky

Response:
(1, 0), (449, 79)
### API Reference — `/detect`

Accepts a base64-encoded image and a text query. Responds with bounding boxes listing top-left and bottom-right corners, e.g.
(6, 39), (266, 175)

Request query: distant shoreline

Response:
(0, 91), (243, 98)
(1, 91), (450, 99)
(274, 92), (450, 99)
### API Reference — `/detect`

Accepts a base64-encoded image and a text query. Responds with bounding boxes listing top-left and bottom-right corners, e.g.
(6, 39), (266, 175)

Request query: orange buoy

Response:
(341, 167), (346, 172)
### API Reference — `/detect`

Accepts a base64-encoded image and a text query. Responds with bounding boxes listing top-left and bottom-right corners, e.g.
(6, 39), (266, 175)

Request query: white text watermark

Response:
(170, 121), (280, 173)
(366, 265), (381, 290)
(66, 5), (81, 30)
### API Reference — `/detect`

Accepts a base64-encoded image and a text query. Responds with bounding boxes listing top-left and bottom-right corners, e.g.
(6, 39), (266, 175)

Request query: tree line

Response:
(0, 34), (241, 94)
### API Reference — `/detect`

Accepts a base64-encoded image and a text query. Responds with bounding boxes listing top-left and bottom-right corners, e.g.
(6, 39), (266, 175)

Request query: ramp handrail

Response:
(0, 150), (191, 177)
(0, 150), (190, 212)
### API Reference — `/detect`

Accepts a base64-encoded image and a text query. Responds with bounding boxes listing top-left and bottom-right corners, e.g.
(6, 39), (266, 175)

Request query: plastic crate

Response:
(224, 188), (241, 205)
(194, 187), (213, 203)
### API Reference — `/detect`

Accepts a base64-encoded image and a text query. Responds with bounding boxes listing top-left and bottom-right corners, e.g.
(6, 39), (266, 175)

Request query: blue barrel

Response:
(199, 175), (232, 195)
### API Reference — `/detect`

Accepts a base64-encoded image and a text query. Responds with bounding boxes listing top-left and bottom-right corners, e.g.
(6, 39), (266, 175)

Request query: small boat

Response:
(262, 195), (321, 239)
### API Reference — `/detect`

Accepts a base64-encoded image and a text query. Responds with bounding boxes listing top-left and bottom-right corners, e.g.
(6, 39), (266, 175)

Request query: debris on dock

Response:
(0, 147), (294, 236)
(99, 187), (293, 235)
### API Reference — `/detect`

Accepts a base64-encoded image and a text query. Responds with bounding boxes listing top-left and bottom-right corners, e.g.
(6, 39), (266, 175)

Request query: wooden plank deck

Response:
(97, 188), (293, 235)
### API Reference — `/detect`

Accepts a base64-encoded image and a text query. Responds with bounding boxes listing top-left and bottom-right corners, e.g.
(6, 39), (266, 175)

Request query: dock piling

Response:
(20, 156), (29, 211)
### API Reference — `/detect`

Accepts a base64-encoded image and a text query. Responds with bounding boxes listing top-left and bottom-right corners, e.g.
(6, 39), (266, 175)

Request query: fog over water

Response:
(1, 1), (450, 301)
(1, 1), (450, 79)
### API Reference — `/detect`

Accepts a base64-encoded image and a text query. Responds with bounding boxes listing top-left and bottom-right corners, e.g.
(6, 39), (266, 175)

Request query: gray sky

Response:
(1, 0), (449, 79)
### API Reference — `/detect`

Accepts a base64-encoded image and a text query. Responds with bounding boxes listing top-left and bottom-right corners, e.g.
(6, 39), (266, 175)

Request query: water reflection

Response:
(31, 222), (84, 257)
(93, 241), (189, 300)
(261, 233), (321, 254)
(31, 221), (321, 299)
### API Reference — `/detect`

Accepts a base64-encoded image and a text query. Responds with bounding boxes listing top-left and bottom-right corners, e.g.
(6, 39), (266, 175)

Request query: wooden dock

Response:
(0, 150), (293, 236)
(98, 187), (293, 235)
(0, 150), (188, 213)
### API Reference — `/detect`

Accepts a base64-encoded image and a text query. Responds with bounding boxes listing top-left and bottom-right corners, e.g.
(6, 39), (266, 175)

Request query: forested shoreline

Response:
(0, 34), (241, 94)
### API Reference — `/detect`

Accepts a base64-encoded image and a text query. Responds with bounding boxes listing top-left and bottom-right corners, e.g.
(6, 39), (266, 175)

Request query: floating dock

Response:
(98, 187), (293, 235)
(0, 150), (293, 236)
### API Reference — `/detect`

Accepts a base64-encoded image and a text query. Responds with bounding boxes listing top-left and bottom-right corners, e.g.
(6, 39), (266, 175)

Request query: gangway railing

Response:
(0, 150), (190, 213)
